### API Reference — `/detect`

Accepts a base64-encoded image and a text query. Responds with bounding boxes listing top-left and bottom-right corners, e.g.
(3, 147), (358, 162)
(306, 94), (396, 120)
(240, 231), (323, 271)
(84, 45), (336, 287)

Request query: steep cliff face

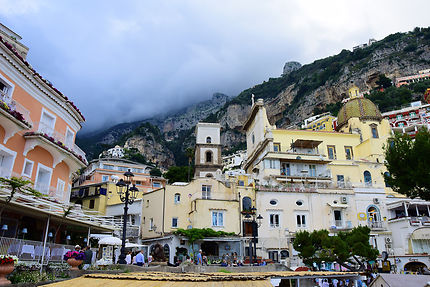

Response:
(124, 136), (175, 169)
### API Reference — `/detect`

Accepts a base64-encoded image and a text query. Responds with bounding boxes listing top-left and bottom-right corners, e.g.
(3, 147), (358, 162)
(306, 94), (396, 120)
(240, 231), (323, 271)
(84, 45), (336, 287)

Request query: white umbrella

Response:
(125, 242), (140, 248)
(98, 236), (122, 245)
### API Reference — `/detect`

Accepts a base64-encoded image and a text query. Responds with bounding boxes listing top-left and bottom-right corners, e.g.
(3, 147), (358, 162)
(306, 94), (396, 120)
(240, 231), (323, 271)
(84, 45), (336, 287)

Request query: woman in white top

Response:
(125, 251), (132, 264)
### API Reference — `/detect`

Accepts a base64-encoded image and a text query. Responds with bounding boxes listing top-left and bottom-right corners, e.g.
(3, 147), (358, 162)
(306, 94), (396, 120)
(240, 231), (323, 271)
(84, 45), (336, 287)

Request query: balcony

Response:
(367, 220), (388, 230)
(23, 121), (87, 170)
(0, 93), (32, 144)
(330, 220), (353, 231)
(114, 225), (140, 239)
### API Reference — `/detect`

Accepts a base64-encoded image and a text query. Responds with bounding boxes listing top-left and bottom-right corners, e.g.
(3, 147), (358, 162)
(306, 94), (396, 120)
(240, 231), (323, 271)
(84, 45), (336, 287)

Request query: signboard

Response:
(382, 260), (391, 273)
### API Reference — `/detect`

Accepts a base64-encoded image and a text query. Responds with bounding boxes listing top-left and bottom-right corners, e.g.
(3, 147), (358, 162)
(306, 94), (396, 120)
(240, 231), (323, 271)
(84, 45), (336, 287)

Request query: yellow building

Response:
(242, 88), (402, 266)
(302, 112), (337, 132)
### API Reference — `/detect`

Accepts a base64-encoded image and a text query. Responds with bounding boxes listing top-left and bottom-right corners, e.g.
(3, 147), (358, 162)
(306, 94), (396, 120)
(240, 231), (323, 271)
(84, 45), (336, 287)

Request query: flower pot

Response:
(0, 263), (14, 285)
(67, 258), (83, 270)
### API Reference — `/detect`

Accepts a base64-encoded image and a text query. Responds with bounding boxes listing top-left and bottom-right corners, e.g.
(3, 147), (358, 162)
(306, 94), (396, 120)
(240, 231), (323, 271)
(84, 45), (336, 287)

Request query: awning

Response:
(327, 203), (348, 208)
(292, 139), (323, 149)
(411, 228), (430, 240)
(98, 236), (122, 245)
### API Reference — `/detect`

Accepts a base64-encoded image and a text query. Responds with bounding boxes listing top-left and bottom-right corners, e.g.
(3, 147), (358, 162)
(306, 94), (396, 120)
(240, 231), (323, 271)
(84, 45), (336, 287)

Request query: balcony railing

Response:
(25, 121), (87, 164)
(0, 236), (74, 262)
(0, 92), (32, 126)
(388, 216), (430, 227)
(114, 225), (140, 238)
(367, 220), (387, 230)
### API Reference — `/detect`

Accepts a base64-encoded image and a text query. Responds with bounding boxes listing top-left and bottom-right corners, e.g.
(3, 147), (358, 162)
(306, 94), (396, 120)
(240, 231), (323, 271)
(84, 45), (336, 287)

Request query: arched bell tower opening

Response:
(194, 123), (222, 178)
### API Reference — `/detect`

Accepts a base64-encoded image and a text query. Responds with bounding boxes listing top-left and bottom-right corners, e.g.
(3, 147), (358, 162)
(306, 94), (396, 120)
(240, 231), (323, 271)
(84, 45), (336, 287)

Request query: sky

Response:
(1, 0), (430, 133)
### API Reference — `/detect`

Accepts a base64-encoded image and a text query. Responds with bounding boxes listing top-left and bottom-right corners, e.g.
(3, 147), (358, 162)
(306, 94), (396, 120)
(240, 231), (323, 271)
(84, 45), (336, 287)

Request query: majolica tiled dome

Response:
(336, 97), (382, 130)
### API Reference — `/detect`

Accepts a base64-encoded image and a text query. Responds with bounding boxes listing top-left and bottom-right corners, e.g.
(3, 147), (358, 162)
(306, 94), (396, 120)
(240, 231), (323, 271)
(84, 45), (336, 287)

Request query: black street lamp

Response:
(244, 206), (263, 265)
(116, 169), (139, 264)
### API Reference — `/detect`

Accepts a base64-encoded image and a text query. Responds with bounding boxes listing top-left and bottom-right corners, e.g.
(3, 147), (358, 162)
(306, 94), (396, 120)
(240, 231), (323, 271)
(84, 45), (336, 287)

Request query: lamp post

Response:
(116, 169), (139, 264)
(244, 206), (263, 265)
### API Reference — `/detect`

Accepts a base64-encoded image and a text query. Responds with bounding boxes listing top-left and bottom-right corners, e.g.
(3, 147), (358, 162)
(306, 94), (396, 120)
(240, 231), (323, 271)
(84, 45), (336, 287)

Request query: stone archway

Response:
(201, 241), (219, 256)
(404, 261), (427, 272)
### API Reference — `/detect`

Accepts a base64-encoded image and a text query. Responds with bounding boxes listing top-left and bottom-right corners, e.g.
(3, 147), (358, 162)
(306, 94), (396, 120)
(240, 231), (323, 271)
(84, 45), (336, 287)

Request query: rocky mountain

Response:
(77, 27), (430, 168)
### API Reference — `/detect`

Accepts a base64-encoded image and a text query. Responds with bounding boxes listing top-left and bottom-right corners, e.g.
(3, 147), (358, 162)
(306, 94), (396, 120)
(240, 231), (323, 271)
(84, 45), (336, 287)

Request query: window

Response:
(102, 175), (109, 182)
(206, 137), (212, 144)
(174, 193), (180, 204)
(327, 146), (336, 159)
(273, 143), (280, 152)
(103, 164), (114, 170)
(280, 250), (289, 259)
(202, 185), (211, 199)
(153, 182), (161, 188)
(35, 163), (53, 195)
(264, 159), (280, 169)
(252, 133), (255, 144)
(39, 109), (56, 137)
(172, 217), (178, 228)
(135, 181), (142, 185)
(337, 175), (345, 188)
(238, 180), (245, 186)
(364, 171), (372, 186)
(0, 145), (17, 178)
(268, 251), (279, 262)
(410, 112), (416, 117)
(281, 163), (290, 176)
(22, 159), (34, 178)
(65, 128), (74, 148)
(370, 125), (379, 138)
(334, 210), (342, 227)
(242, 196), (252, 211)
(296, 200), (303, 206)
(396, 114), (403, 120)
(269, 214), (280, 228)
(296, 214), (307, 228)
(212, 211), (224, 226)
(205, 151), (212, 163)
(384, 172), (391, 187)
(56, 179), (65, 199)
(89, 199), (95, 209)
(0, 79), (11, 101)
(344, 146), (353, 160)
(308, 165), (316, 176)
(269, 199), (278, 206)
(149, 218), (154, 230)
(118, 166), (129, 171)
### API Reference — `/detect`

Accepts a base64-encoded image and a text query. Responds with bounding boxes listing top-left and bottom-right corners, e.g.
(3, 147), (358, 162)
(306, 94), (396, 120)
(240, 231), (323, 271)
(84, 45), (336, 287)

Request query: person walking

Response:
(125, 251), (132, 264)
(197, 249), (203, 265)
(135, 249), (145, 266)
(82, 246), (93, 270)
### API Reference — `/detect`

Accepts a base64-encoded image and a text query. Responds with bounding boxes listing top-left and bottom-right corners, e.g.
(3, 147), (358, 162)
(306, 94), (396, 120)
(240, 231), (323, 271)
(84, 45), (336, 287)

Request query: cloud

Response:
(0, 0), (429, 132)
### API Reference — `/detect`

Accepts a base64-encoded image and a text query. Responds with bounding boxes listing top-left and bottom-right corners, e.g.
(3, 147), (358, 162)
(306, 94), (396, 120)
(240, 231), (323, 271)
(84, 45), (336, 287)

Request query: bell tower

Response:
(194, 123), (222, 178)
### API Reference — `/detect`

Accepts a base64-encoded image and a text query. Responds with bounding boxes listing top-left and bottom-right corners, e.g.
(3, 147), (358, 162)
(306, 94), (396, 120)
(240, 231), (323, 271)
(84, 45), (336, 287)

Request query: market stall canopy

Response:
(98, 236), (122, 245)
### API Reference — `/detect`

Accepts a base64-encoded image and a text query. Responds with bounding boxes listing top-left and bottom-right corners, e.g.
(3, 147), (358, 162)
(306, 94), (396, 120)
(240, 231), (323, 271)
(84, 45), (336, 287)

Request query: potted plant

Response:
(0, 255), (18, 285)
(63, 251), (85, 270)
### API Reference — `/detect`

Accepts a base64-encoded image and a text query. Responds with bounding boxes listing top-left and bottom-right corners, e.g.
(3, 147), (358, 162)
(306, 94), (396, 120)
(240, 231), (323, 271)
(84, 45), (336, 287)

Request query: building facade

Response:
(0, 23), (116, 257)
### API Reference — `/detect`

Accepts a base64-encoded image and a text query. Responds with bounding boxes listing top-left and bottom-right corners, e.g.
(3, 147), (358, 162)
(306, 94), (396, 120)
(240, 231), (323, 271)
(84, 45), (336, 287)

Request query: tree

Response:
(376, 74), (392, 89)
(292, 226), (378, 271)
(384, 128), (430, 200)
(150, 168), (162, 177)
(173, 228), (235, 257)
(163, 166), (193, 183)
(0, 177), (41, 220)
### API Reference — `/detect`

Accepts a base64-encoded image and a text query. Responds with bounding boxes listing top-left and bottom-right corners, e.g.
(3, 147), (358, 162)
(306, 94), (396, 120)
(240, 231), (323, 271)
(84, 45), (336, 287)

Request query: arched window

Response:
(367, 206), (381, 225)
(384, 172), (391, 187)
(206, 137), (212, 143)
(205, 151), (212, 163)
(242, 196), (252, 211)
(163, 244), (170, 262)
(174, 193), (180, 204)
(364, 171), (372, 186)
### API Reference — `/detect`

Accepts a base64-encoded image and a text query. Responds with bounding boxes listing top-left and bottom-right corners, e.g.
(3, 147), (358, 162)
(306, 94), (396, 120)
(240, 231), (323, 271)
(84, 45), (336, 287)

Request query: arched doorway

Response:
(242, 196), (252, 212)
(163, 244), (170, 262)
(201, 241), (219, 256)
(404, 261), (427, 273)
